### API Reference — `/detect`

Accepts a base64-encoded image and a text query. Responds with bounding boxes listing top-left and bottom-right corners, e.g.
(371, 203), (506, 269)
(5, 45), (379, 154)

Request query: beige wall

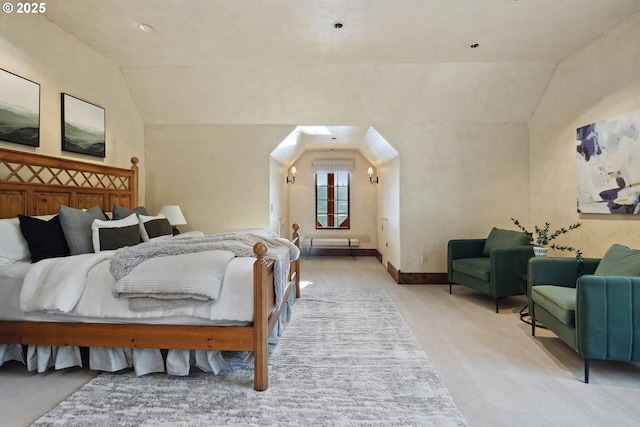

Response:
(0, 14), (145, 200)
(126, 63), (556, 126)
(145, 125), (292, 234)
(378, 156), (400, 270)
(270, 156), (287, 237)
(376, 123), (530, 272)
(142, 104), (530, 275)
(287, 150), (378, 248)
(529, 13), (640, 259)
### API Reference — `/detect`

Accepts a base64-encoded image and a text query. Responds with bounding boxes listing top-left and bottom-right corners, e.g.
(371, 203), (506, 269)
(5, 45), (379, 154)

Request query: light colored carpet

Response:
(33, 288), (467, 426)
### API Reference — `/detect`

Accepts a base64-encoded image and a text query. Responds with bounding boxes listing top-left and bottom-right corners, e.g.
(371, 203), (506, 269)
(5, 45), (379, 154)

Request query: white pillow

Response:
(138, 214), (173, 242)
(0, 218), (30, 264)
(0, 215), (57, 264)
(91, 213), (141, 252)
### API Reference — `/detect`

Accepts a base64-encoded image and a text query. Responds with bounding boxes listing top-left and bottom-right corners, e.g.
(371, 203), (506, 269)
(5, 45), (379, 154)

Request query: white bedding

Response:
(1, 255), (257, 325)
(20, 251), (114, 313)
(0, 229), (297, 376)
(0, 253), (295, 376)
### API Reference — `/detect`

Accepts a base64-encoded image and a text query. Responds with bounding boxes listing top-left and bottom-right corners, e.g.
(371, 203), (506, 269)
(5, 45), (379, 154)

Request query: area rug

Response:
(34, 288), (467, 426)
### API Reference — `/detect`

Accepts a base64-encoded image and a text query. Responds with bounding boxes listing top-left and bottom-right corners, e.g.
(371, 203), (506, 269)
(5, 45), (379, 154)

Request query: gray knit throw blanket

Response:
(110, 232), (300, 308)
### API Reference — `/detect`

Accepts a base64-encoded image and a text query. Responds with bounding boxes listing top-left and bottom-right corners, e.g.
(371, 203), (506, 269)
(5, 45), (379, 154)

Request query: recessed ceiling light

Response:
(138, 23), (154, 32)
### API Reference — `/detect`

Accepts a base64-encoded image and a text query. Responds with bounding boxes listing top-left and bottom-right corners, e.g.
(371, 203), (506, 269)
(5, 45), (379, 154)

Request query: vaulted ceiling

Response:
(45, 0), (639, 67)
(42, 0), (640, 153)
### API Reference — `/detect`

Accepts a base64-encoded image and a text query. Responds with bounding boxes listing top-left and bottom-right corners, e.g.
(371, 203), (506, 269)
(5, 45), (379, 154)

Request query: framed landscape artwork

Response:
(0, 68), (40, 147)
(576, 108), (640, 214)
(61, 93), (105, 157)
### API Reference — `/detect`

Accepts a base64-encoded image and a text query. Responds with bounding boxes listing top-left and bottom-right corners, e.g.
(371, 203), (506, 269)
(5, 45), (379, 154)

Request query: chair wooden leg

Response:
(584, 359), (590, 384)
(449, 283), (452, 294)
(495, 298), (500, 313)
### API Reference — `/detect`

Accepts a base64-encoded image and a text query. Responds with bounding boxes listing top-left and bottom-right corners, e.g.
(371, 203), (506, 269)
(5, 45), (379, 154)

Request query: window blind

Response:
(312, 159), (355, 173)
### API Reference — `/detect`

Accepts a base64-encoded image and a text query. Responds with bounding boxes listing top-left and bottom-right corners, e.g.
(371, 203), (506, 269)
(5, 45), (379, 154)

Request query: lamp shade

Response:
(158, 205), (187, 226)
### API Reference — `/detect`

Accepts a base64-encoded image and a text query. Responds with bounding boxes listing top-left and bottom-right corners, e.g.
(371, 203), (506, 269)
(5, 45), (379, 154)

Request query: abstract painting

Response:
(62, 93), (105, 157)
(576, 108), (640, 214)
(0, 68), (40, 147)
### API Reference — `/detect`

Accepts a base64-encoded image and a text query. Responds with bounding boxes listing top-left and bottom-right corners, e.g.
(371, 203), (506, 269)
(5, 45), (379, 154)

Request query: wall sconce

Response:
(286, 166), (297, 184)
(367, 167), (379, 184)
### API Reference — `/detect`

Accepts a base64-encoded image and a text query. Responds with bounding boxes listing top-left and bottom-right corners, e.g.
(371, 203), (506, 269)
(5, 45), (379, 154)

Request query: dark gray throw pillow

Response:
(97, 225), (141, 251)
(58, 204), (108, 255)
(113, 204), (148, 220)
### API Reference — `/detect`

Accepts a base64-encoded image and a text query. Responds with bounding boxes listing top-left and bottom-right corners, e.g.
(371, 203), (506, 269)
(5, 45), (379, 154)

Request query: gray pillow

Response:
(58, 205), (108, 255)
(113, 204), (148, 220)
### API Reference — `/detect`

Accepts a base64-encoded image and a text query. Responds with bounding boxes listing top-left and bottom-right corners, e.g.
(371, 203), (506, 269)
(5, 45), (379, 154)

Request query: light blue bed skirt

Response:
(0, 290), (294, 376)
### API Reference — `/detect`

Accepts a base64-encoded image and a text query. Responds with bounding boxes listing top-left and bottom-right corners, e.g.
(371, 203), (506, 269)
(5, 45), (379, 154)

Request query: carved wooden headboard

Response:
(0, 147), (138, 219)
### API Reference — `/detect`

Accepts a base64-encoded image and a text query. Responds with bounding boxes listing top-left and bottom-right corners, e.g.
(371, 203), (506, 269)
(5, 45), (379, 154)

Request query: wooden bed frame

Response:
(0, 147), (300, 391)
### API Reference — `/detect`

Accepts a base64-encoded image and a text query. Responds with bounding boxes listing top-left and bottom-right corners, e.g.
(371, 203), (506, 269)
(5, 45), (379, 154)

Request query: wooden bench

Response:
(302, 237), (360, 260)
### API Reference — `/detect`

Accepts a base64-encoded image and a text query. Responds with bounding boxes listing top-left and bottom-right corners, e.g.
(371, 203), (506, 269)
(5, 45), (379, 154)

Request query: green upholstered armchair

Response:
(529, 244), (640, 383)
(447, 227), (534, 312)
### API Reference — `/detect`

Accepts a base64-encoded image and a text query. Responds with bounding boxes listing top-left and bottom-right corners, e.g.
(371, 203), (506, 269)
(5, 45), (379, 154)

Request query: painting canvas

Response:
(62, 93), (105, 157)
(0, 69), (40, 147)
(576, 108), (640, 214)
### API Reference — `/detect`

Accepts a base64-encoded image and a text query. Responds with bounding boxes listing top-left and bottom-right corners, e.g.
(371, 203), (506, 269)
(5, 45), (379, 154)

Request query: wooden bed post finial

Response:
(253, 242), (268, 260)
(292, 223), (300, 246)
(291, 223), (301, 299)
(130, 157), (139, 208)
